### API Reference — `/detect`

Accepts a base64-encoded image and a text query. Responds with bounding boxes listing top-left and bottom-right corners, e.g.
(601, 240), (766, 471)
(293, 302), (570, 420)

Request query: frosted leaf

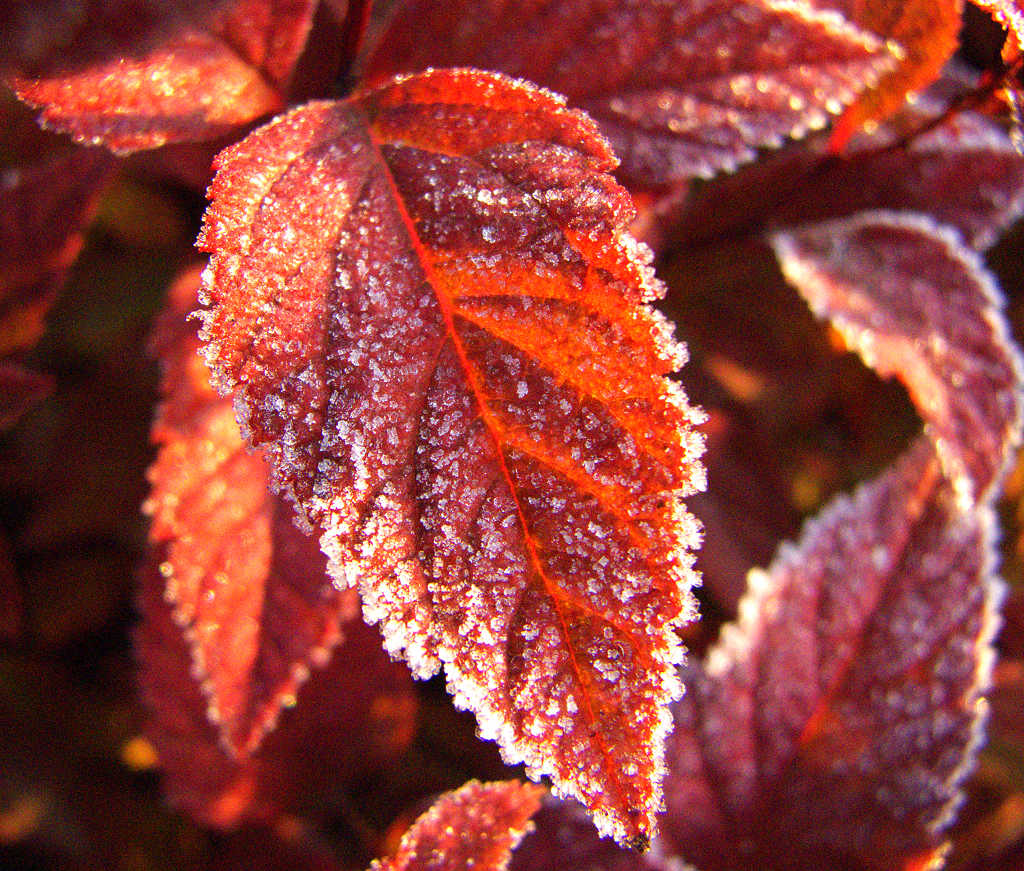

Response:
(370, 780), (544, 871)
(771, 210), (1024, 506)
(660, 439), (1004, 870)
(4, 0), (319, 153)
(136, 551), (416, 828)
(144, 264), (361, 756)
(197, 68), (706, 846)
(365, 0), (898, 186)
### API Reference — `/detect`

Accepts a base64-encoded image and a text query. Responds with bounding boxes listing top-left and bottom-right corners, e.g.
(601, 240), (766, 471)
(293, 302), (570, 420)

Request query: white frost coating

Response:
(771, 209), (1024, 508)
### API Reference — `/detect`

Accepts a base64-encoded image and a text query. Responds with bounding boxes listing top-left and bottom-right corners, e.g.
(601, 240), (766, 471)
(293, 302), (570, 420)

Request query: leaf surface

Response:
(672, 72), (1024, 252)
(197, 67), (706, 846)
(136, 551), (416, 828)
(370, 780), (544, 871)
(793, 99), (1024, 250)
(660, 438), (1003, 870)
(821, 0), (963, 148)
(145, 264), (360, 756)
(5, 0), (318, 153)
(365, 0), (896, 186)
(771, 210), (1024, 505)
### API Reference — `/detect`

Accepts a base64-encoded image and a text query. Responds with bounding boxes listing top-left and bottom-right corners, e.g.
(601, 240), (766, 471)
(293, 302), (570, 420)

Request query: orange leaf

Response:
(5, 0), (319, 153)
(197, 68), (706, 846)
(145, 264), (361, 756)
(827, 0), (964, 149)
(371, 780), (544, 871)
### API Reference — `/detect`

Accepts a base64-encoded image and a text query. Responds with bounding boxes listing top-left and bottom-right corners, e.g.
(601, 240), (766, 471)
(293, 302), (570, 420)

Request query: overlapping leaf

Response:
(778, 88), (1024, 250)
(370, 780), (544, 871)
(136, 553), (417, 828)
(365, 0), (897, 186)
(197, 67), (706, 846)
(672, 74), (1024, 252)
(4, 0), (321, 153)
(771, 210), (1024, 505)
(144, 264), (361, 756)
(660, 438), (1002, 870)
(817, 0), (963, 147)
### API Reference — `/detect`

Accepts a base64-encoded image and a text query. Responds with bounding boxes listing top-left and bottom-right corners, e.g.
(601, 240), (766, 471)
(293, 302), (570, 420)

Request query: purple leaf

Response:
(660, 439), (1004, 870)
(365, 0), (897, 186)
(771, 210), (1024, 506)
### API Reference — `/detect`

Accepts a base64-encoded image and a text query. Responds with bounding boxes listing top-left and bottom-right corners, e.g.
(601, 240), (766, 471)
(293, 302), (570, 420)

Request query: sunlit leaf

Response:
(771, 210), (1024, 505)
(371, 780), (544, 871)
(4, 0), (319, 153)
(823, 0), (963, 149)
(197, 67), (706, 846)
(144, 264), (361, 756)
(660, 438), (1004, 870)
(365, 0), (897, 186)
(136, 553), (416, 828)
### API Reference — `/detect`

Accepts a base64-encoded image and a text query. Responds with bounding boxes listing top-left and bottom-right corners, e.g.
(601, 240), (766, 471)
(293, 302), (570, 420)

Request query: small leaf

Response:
(371, 780), (544, 871)
(824, 0), (964, 148)
(365, 0), (897, 186)
(197, 67), (706, 846)
(5, 0), (319, 153)
(145, 264), (360, 756)
(660, 438), (1004, 870)
(136, 552), (416, 828)
(771, 210), (1024, 506)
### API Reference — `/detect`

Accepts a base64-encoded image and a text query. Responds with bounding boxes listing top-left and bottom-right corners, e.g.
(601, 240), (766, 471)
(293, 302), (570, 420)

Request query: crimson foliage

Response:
(2, 2), (1024, 870)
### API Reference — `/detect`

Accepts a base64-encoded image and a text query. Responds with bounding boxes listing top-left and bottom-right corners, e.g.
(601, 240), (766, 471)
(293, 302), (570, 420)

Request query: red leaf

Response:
(819, 0), (963, 149)
(136, 551), (416, 828)
(5, 0), (319, 153)
(780, 83), (1024, 250)
(771, 210), (1024, 505)
(672, 72), (1024, 252)
(197, 68), (706, 846)
(371, 780), (544, 871)
(0, 147), (113, 357)
(660, 439), (1003, 870)
(144, 264), (360, 756)
(365, 0), (897, 187)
